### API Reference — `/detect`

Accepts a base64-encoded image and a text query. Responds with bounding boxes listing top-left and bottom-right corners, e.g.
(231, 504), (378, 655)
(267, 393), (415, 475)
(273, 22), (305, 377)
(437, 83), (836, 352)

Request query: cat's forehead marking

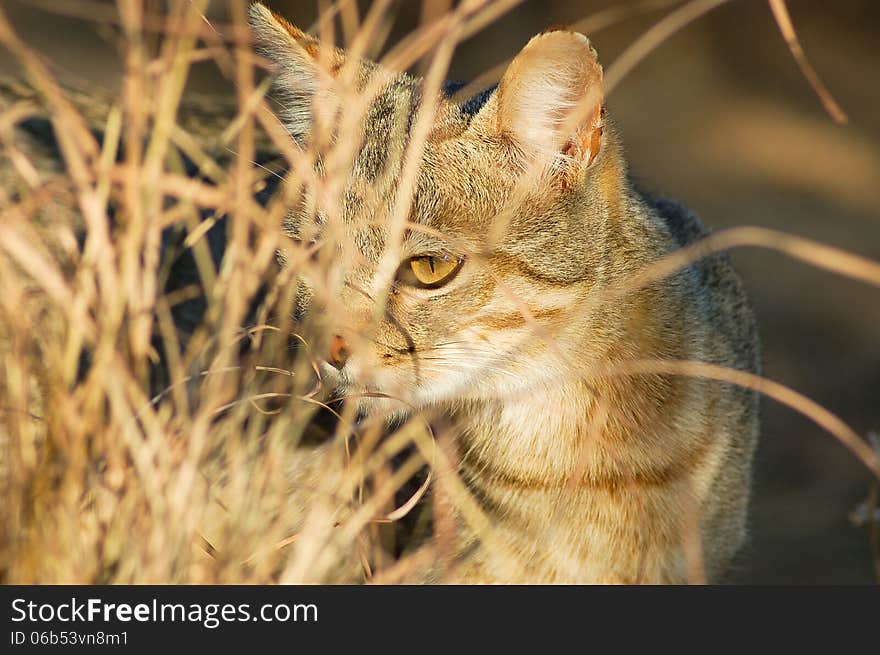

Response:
(349, 78), (496, 187)
(311, 81), (506, 267)
(350, 77), (420, 184)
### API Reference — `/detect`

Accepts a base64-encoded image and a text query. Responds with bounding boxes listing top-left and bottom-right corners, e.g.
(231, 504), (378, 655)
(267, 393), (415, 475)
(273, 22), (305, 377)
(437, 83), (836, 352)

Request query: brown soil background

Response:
(2, 0), (878, 583)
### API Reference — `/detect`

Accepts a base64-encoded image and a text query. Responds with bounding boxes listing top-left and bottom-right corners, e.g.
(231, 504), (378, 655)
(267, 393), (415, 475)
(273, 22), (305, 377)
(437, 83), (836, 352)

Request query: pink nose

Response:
(327, 335), (350, 370)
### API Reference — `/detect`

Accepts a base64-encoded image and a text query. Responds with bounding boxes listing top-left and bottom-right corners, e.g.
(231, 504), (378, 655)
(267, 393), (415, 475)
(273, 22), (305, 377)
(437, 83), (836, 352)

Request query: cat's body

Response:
(248, 4), (760, 583)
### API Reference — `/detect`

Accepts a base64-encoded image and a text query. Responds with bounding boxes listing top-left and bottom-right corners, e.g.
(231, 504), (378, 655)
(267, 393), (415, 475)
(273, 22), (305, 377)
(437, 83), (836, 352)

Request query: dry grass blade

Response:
(601, 359), (880, 480)
(603, 0), (730, 94)
(768, 0), (848, 124)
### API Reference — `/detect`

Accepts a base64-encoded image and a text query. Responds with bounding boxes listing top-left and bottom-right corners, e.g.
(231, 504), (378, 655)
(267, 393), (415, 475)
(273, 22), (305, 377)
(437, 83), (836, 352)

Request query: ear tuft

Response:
(248, 3), (312, 56)
(248, 2), (342, 141)
(496, 30), (604, 169)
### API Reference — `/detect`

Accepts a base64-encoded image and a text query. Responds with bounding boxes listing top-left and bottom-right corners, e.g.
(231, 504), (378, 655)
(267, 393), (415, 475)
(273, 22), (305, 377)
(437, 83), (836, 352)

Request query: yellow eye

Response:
(397, 254), (464, 289)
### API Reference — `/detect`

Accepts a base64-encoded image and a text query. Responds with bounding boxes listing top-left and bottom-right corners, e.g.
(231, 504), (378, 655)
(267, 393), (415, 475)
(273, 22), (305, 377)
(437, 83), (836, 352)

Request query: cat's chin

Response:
(350, 395), (413, 424)
(319, 362), (415, 422)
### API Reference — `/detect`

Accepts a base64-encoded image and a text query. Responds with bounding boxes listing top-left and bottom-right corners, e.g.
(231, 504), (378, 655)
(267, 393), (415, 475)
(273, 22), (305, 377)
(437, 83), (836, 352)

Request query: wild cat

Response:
(0, 4), (758, 583)
(248, 3), (760, 584)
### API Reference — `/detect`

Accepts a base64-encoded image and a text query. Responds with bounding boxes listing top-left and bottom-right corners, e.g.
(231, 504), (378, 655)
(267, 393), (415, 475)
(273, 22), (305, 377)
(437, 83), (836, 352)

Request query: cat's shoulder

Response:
(632, 181), (761, 373)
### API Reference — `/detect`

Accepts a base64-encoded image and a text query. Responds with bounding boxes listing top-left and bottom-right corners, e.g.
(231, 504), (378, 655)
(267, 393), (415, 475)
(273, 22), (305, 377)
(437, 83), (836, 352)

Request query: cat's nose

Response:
(327, 334), (350, 370)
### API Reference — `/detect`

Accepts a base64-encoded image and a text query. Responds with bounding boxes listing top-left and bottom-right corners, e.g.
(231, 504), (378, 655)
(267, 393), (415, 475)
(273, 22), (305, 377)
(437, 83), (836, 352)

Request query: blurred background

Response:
(2, 0), (878, 583)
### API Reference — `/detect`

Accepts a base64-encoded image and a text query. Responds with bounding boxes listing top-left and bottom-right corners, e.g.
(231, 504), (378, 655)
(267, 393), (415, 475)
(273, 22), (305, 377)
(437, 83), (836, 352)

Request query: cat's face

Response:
(250, 4), (609, 417)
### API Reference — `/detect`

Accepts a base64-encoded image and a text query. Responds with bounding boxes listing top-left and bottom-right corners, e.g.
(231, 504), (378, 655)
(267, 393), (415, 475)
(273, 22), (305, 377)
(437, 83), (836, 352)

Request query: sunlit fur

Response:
(251, 3), (760, 583)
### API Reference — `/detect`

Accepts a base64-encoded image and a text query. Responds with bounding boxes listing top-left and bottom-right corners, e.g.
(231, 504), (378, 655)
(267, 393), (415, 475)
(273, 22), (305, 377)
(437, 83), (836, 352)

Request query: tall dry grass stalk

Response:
(0, 0), (876, 584)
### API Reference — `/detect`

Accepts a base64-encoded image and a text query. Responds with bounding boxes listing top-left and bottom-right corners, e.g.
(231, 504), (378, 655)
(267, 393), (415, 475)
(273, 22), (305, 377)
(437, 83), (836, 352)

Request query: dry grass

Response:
(0, 0), (877, 584)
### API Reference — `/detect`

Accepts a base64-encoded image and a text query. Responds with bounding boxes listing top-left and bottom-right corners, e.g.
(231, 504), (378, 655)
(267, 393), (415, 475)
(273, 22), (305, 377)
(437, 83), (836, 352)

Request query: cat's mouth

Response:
(319, 360), (414, 420)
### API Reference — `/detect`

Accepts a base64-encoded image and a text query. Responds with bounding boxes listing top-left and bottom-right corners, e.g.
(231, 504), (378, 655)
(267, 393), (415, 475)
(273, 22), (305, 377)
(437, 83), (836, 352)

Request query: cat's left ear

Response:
(492, 30), (604, 172)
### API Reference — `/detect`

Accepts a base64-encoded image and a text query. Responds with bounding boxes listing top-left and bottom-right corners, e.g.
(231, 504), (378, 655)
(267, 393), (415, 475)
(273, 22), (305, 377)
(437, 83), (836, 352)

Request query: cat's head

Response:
(249, 3), (622, 417)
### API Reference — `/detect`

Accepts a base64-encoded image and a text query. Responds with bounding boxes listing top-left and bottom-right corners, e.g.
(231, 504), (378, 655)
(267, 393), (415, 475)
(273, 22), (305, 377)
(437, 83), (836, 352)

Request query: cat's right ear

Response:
(248, 2), (344, 142)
